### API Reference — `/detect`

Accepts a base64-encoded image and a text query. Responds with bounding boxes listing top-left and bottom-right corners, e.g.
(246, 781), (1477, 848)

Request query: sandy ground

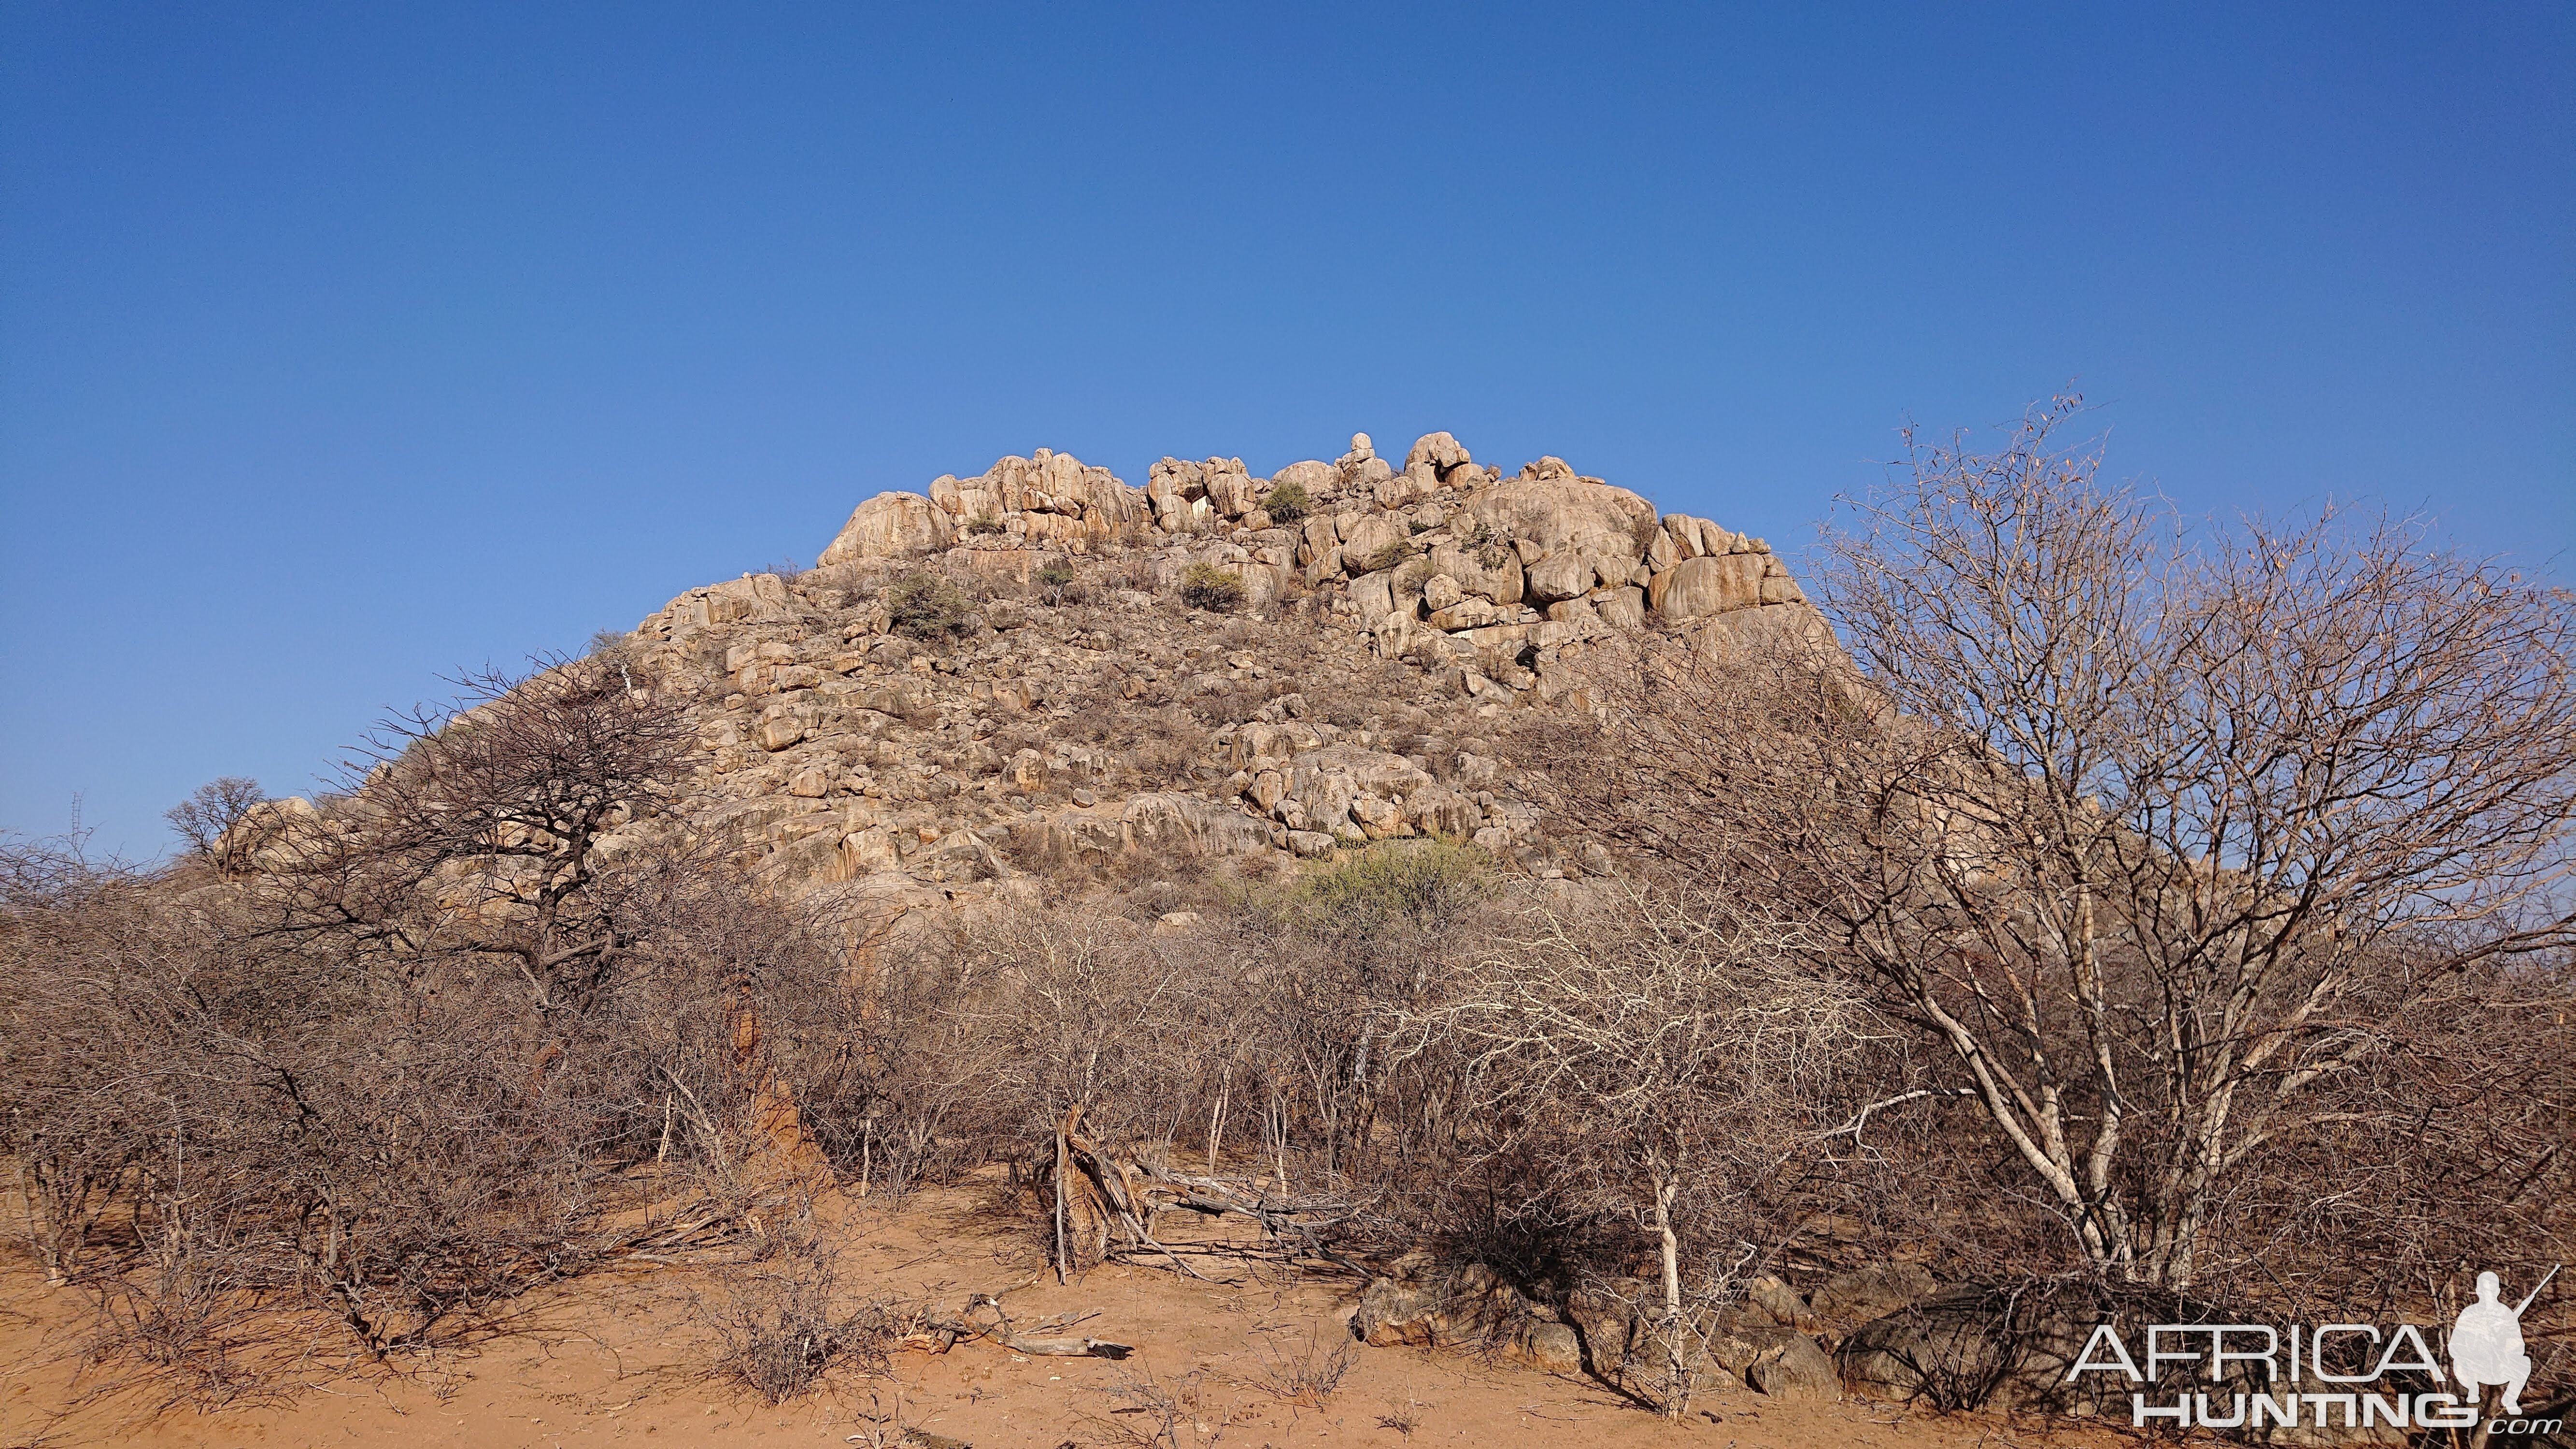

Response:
(0, 1182), (2129, 1449)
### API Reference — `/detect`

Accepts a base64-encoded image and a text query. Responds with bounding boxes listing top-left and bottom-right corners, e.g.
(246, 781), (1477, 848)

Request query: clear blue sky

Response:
(4, 3), (2570, 859)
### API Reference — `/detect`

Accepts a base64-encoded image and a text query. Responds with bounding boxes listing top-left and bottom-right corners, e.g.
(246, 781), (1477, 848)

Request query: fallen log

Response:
(998, 1335), (1135, 1360)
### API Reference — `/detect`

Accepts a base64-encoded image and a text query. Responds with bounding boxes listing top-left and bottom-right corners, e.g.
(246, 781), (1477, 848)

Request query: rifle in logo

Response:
(2450, 1264), (2555, 1416)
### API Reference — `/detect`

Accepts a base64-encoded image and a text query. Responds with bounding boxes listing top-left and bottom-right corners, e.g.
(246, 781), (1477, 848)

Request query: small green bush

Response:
(1179, 563), (1246, 613)
(886, 571), (972, 639)
(1038, 561), (1075, 587)
(1260, 481), (1310, 524)
(966, 513), (1006, 536)
(1294, 839), (1496, 933)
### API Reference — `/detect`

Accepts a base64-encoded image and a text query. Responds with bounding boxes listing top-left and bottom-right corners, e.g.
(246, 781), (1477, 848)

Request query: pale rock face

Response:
(1301, 512), (1338, 558)
(1468, 476), (1656, 562)
(1374, 463), (1438, 509)
(1338, 513), (1409, 574)
(1685, 601), (1836, 659)
(1428, 597), (1502, 631)
(1523, 550), (1594, 606)
(1649, 553), (1766, 622)
(1336, 433), (1391, 490)
(624, 427), (1839, 901)
(1206, 466), (1262, 520)
(1428, 542), (1523, 606)
(836, 827), (901, 878)
(1546, 596), (1603, 629)
(1404, 431), (1472, 475)
(1250, 769), (1288, 813)
(1596, 585), (1649, 629)
(819, 493), (954, 565)
(1349, 570), (1398, 625)
(1270, 459), (1335, 495)
(1123, 792), (1269, 857)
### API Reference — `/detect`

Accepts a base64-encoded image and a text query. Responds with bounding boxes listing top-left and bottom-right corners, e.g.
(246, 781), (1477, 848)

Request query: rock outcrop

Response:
(554, 431), (1836, 903)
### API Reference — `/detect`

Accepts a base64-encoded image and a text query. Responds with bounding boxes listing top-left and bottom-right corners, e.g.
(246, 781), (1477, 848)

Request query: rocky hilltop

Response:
(611, 431), (1825, 901)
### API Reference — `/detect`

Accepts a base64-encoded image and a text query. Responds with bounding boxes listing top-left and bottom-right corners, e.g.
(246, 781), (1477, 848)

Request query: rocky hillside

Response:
(609, 430), (1826, 901)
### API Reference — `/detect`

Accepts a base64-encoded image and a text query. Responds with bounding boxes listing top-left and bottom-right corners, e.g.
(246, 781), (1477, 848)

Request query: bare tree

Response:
(1388, 884), (1865, 1414)
(1542, 397), (2576, 1290)
(163, 777), (266, 867)
(253, 653), (695, 1027)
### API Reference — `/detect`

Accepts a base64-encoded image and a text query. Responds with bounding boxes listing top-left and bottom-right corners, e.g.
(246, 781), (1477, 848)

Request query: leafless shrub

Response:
(0, 656), (880, 1392)
(697, 1235), (892, 1402)
(1251, 1326), (1355, 1407)
(1383, 882), (1868, 1415)
(1529, 396), (2576, 1316)
(163, 777), (266, 866)
(81, 1205), (270, 1410)
(1093, 1366), (1215, 1448)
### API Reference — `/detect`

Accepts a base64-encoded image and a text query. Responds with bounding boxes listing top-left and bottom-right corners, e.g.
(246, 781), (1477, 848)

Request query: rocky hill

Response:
(606, 430), (1825, 902)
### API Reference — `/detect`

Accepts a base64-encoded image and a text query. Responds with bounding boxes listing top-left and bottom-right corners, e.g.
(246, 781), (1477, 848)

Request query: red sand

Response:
(0, 1183), (2130, 1449)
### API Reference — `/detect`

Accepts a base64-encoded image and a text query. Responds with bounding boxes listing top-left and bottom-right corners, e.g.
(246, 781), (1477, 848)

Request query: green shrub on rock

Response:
(1179, 563), (1246, 613)
(1260, 480), (1310, 524)
(886, 571), (972, 639)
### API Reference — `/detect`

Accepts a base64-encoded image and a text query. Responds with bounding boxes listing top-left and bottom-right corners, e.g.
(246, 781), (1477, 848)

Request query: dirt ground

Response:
(0, 1181), (2131, 1449)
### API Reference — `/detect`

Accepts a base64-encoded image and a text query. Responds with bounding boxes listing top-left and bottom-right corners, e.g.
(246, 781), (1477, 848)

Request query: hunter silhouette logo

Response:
(2069, 1264), (2561, 1434)
(2451, 1265), (2552, 1415)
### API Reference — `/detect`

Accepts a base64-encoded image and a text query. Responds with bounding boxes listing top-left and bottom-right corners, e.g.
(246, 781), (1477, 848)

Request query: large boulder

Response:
(1683, 601), (1836, 659)
(1466, 474), (1657, 562)
(1807, 1263), (1939, 1338)
(1338, 513), (1410, 574)
(1121, 793), (1269, 857)
(1428, 542), (1524, 606)
(1205, 461), (1263, 519)
(1523, 550), (1595, 606)
(922, 449), (1150, 546)
(1746, 1331), (1843, 1401)
(1648, 553), (1765, 622)
(1404, 430), (1473, 476)
(1336, 433), (1394, 489)
(1258, 460), (1331, 516)
(820, 492), (955, 564)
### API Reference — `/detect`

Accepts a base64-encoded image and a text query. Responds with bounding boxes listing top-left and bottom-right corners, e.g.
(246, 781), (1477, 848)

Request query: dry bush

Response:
(163, 777), (266, 867)
(1527, 397), (2576, 1315)
(1383, 881), (1870, 1415)
(0, 849), (614, 1360)
(697, 1234), (892, 1402)
(1251, 1325), (1355, 1407)
(0, 656), (881, 1393)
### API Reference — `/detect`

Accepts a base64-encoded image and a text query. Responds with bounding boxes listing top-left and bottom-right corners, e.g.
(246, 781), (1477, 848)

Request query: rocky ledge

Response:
(600, 430), (1828, 903)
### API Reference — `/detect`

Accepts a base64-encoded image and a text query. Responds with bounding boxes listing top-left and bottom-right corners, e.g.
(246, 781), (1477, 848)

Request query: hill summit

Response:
(597, 430), (1823, 902)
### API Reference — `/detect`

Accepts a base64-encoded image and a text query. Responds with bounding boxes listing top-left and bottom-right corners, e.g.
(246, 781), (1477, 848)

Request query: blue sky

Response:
(4, 2), (2570, 859)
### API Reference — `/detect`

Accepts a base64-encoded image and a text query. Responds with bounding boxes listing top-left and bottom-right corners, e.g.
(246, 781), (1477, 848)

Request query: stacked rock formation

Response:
(612, 431), (1825, 899)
